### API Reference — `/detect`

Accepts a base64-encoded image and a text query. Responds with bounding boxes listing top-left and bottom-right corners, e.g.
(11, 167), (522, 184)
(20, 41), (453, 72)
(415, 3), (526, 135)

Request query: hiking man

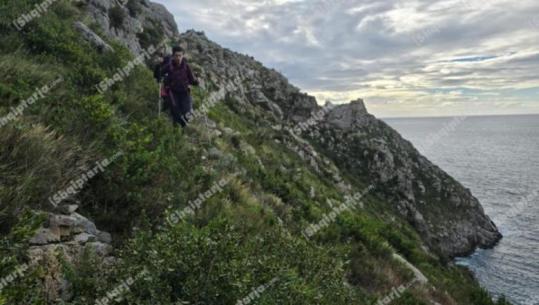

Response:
(155, 46), (199, 127)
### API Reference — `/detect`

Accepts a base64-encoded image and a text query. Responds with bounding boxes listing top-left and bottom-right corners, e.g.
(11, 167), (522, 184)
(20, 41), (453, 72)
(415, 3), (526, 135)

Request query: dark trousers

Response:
(167, 90), (193, 128)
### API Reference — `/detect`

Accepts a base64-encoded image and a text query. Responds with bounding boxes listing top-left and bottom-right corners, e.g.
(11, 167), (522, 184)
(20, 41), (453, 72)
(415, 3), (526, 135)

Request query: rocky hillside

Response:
(312, 101), (502, 257)
(0, 0), (507, 305)
(83, 0), (178, 53)
(174, 31), (501, 259)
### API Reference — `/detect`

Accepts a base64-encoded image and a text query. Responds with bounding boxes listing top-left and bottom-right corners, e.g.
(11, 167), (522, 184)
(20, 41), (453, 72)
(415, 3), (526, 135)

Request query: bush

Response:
(0, 210), (46, 305)
(137, 20), (165, 50)
(108, 5), (126, 29)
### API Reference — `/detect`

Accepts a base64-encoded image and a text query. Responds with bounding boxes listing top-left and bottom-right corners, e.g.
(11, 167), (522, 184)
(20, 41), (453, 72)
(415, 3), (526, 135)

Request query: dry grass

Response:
(0, 122), (92, 231)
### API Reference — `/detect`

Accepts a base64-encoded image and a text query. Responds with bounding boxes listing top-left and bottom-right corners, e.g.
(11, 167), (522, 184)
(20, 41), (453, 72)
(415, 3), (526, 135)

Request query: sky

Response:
(154, 0), (539, 118)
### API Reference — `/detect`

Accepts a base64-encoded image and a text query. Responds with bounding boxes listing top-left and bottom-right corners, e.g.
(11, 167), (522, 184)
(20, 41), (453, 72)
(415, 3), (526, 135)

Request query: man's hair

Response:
(172, 46), (184, 54)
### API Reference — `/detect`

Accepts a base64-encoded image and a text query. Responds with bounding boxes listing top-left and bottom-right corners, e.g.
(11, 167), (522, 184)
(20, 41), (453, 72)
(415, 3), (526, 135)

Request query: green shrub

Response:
(137, 20), (166, 50)
(0, 210), (46, 305)
(108, 5), (126, 29)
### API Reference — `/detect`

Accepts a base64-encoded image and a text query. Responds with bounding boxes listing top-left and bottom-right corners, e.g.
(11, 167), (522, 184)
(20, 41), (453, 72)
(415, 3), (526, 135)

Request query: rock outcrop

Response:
(310, 100), (501, 257)
(81, 0), (179, 54)
(28, 205), (113, 302)
(179, 30), (319, 123)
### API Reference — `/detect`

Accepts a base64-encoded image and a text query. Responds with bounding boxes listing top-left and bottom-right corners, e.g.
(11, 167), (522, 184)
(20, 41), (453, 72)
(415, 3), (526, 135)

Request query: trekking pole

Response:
(204, 110), (210, 144)
(158, 81), (162, 116)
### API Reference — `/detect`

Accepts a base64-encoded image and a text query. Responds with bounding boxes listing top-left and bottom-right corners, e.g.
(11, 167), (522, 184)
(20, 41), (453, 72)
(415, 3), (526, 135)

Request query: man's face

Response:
(173, 51), (184, 64)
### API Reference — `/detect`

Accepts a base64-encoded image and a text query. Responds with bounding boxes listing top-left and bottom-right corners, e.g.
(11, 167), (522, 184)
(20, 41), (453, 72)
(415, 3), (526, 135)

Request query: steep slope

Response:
(0, 1), (508, 305)
(174, 31), (501, 258)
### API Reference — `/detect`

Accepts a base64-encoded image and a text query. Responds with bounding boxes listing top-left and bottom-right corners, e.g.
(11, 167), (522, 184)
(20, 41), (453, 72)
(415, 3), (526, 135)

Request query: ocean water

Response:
(384, 114), (539, 305)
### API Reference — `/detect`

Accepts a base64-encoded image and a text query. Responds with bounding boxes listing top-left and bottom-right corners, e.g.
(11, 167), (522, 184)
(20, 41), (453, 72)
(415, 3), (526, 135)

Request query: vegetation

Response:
(108, 5), (126, 29)
(137, 19), (166, 50)
(0, 1), (512, 305)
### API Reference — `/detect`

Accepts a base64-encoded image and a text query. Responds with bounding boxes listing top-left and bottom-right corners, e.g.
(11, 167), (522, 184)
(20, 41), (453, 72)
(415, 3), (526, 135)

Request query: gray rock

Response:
(27, 209), (114, 301)
(97, 231), (112, 244)
(74, 233), (97, 244)
(325, 99), (369, 129)
(49, 214), (77, 228)
(72, 213), (99, 235)
(73, 21), (113, 53)
(83, 0), (179, 55)
(59, 278), (73, 301)
(56, 204), (79, 215)
(29, 228), (61, 245)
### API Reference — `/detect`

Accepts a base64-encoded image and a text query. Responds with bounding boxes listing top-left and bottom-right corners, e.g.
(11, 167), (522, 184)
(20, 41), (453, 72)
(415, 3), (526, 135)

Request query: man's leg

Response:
(162, 96), (171, 112)
(168, 91), (185, 127)
(178, 93), (193, 128)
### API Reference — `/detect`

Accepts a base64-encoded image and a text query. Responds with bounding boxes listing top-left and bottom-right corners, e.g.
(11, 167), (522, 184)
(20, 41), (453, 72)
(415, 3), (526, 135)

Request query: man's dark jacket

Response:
(158, 58), (199, 94)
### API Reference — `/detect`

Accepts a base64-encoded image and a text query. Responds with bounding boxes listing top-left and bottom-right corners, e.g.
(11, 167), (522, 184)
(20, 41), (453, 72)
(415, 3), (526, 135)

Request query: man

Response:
(157, 46), (200, 128)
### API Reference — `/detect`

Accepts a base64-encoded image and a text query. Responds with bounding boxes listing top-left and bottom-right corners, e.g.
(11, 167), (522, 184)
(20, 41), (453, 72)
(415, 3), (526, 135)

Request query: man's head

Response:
(172, 46), (185, 65)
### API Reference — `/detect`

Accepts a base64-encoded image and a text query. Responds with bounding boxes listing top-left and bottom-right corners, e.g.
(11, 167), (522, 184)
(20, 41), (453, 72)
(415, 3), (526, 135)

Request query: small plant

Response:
(108, 5), (126, 29)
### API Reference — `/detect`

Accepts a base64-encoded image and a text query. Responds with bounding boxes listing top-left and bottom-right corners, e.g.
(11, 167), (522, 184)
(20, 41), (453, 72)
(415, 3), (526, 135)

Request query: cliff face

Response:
(312, 101), (502, 257)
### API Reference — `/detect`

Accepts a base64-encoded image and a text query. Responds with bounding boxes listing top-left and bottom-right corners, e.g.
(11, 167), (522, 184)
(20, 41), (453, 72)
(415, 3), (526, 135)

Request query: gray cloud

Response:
(155, 0), (539, 117)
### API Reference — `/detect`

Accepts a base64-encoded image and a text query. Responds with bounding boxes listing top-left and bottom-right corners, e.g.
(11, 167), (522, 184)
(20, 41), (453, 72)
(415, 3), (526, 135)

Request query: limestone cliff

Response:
(312, 100), (501, 257)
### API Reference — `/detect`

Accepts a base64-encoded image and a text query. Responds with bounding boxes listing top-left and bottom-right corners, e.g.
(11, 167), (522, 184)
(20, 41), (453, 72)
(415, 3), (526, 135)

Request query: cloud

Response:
(154, 0), (539, 117)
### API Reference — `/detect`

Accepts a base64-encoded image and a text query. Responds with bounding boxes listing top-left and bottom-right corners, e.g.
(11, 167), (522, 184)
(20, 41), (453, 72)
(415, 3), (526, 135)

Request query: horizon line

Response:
(379, 112), (539, 120)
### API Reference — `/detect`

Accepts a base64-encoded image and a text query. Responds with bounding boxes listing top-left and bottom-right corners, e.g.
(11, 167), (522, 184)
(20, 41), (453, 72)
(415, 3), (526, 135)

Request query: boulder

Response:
(27, 209), (114, 302)
(97, 231), (112, 244)
(74, 233), (97, 244)
(29, 228), (61, 245)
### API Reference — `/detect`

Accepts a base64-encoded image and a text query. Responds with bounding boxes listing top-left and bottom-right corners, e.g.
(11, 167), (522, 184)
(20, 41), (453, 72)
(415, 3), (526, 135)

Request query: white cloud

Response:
(154, 0), (539, 117)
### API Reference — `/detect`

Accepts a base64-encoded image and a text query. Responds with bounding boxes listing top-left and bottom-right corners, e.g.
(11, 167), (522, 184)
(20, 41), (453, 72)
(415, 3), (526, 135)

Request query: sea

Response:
(384, 114), (539, 305)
